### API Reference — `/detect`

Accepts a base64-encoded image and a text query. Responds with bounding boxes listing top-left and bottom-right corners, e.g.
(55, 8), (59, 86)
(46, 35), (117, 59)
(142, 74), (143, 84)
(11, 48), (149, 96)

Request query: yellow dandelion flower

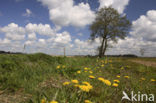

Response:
(89, 71), (93, 74)
(56, 65), (60, 69)
(103, 79), (111, 86)
(89, 75), (95, 79)
(116, 75), (120, 78)
(41, 99), (46, 103)
(62, 65), (65, 68)
(101, 64), (104, 67)
(121, 67), (124, 69)
(112, 83), (118, 87)
(84, 67), (88, 70)
(77, 71), (81, 74)
(50, 100), (58, 103)
(84, 100), (92, 103)
(98, 77), (105, 82)
(113, 80), (120, 83)
(71, 80), (79, 84)
(124, 76), (130, 79)
(151, 79), (155, 82)
(85, 71), (87, 72)
(63, 82), (70, 86)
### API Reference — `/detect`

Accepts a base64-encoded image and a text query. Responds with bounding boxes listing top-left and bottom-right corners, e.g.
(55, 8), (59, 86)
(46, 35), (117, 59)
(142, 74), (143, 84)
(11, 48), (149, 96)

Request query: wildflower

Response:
(121, 67), (124, 69)
(103, 79), (111, 86)
(50, 100), (58, 103)
(101, 64), (104, 67)
(141, 78), (146, 81)
(89, 71), (93, 74)
(62, 65), (65, 68)
(71, 80), (79, 84)
(84, 67), (88, 70)
(114, 80), (120, 83)
(41, 99), (46, 103)
(151, 79), (155, 82)
(112, 83), (118, 87)
(79, 82), (93, 92)
(63, 82), (70, 86)
(98, 77), (105, 82)
(124, 76), (130, 79)
(77, 71), (81, 74)
(89, 75), (95, 79)
(116, 75), (120, 78)
(56, 65), (60, 69)
(85, 71), (87, 73)
(85, 100), (92, 103)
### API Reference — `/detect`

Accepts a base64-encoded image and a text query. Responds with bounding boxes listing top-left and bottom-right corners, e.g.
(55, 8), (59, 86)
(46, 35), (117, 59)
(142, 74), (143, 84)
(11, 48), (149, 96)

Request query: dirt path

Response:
(129, 60), (156, 67)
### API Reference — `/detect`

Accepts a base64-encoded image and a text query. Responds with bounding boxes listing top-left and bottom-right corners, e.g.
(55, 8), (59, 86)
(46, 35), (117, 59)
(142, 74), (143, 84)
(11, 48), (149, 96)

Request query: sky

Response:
(0, 0), (156, 56)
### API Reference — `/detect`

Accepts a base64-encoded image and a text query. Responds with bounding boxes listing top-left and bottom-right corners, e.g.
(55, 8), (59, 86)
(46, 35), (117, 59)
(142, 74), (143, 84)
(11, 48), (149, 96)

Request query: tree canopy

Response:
(90, 7), (131, 57)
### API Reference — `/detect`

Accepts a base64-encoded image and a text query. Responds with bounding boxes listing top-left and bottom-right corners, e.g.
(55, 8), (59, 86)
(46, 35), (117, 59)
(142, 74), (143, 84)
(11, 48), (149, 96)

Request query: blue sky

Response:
(0, 0), (156, 56)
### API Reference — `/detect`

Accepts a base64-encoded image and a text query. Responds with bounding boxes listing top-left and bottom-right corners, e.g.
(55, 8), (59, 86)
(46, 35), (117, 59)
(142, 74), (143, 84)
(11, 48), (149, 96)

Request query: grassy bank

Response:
(0, 53), (155, 103)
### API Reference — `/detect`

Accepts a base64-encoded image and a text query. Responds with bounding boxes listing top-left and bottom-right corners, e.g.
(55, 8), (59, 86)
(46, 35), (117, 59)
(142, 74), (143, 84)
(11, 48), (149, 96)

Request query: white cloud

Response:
(25, 23), (55, 36)
(98, 0), (129, 14)
(22, 9), (32, 17)
(130, 10), (156, 42)
(28, 32), (36, 40)
(0, 23), (25, 40)
(38, 0), (95, 27)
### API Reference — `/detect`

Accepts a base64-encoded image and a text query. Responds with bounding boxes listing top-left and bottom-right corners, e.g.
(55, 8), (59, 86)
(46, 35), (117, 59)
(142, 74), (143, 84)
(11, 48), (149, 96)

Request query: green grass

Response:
(0, 53), (155, 103)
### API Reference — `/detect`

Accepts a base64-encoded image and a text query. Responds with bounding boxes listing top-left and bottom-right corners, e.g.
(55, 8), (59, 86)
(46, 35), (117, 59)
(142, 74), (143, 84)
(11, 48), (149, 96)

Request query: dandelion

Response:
(112, 83), (118, 87)
(85, 71), (87, 73)
(84, 67), (88, 70)
(98, 77), (105, 82)
(56, 65), (60, 69)
(103, 79), (111, 86)
(121, 67), (124, 69)
(89, 71), (93, 74)
(84, 100), (92, 103)
(62, 65), (65, 68)
(79, 82), (93, 92)
(101, 64), (104, 67)
(63, 82), (70, 86)
(77, 71), (81, 74)
(41, 99), (46, 103)
(116, 75), (120, 78)
(114, 80), (120, 83)
(151, 79), (155, 82)
(50, 100), (58, 103)
(124, 76), (130, 79)
(71, 80), (79, 84)
(89, 75), (95, 79)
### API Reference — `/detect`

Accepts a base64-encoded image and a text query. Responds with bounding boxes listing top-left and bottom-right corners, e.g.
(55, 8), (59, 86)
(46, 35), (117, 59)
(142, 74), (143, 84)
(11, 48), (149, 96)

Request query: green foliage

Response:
(0, 54), (155, 103)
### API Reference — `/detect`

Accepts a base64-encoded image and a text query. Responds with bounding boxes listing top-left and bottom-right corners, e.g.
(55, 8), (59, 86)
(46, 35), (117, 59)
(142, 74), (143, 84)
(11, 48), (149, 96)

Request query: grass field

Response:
(0, 53), (155, 103)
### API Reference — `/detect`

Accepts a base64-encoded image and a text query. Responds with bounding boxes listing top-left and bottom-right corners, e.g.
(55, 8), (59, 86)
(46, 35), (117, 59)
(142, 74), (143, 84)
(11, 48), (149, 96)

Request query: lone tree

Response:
(90, 7), (131, 58)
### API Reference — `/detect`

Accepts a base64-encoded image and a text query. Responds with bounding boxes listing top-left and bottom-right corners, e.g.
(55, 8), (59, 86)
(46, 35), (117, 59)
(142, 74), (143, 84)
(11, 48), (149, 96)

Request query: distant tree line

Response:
(0, 50), (23, 54)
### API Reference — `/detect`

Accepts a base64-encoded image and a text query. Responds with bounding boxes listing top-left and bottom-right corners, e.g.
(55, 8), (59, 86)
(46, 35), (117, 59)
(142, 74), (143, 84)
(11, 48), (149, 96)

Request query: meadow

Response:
(0, 53), (155, 103)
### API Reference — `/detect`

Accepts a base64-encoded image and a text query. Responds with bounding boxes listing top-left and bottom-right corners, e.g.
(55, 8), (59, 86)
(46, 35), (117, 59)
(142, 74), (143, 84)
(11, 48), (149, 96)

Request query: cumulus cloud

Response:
(0, 23), (25, 40)
(22, 9), (32, 17)
(130, 10), (156, 41)
(37, 0), (95, 27)
(98, 0), (129, 14)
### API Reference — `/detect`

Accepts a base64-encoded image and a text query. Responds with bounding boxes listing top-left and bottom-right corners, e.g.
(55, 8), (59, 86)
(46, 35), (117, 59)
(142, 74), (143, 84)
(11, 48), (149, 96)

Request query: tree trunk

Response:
(102, 39), (107, 56)
(99, 37), (105, 58)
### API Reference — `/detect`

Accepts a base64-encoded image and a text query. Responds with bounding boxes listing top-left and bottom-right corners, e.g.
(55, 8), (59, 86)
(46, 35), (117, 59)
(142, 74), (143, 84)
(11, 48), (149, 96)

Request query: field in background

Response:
(0, 53), (155, 103)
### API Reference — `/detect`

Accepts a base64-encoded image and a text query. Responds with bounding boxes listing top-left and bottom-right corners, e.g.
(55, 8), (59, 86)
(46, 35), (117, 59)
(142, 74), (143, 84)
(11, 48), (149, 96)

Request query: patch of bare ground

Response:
(129, 59), (156, 67)
(0, 76), (68, 103)
(0, 89), (31, 103)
